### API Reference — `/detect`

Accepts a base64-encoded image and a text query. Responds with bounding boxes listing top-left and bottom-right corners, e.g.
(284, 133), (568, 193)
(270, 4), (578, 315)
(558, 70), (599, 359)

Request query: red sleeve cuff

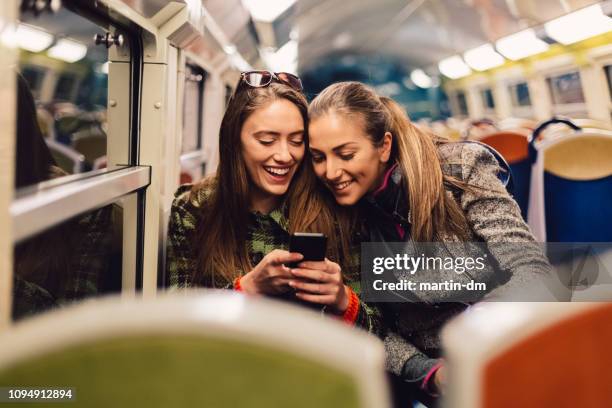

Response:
(421, 360), (443, 396)
(233, 276), (243, 292)
(341, 287), (360, 325)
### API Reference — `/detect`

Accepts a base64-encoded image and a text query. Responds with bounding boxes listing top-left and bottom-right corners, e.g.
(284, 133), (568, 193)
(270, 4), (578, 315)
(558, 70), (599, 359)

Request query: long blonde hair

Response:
(191, 82), (352, 286)
(309, 81), (470, 241)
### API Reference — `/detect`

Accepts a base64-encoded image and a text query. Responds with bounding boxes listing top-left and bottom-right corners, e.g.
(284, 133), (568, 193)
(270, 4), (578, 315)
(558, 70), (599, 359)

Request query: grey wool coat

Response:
(359, 141), (553, 383)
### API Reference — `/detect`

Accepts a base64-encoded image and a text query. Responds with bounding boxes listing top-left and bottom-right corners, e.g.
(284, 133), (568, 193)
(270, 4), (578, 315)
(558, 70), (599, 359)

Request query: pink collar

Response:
(372, 163), (398, 197)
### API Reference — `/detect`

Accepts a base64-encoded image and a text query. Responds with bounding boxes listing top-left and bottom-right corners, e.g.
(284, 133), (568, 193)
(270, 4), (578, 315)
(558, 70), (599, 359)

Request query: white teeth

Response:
(265, 166), (290, 176)
(334, 180), (352, 190)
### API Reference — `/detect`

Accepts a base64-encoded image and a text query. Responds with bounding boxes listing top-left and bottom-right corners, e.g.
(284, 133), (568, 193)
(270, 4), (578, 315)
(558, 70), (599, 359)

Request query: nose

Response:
(273, 140), (292, 163)
(325, 158), (342, 181)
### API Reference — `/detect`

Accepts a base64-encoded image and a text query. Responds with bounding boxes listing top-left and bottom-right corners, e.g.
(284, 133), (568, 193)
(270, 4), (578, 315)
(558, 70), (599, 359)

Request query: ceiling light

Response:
(0, 24), (18, 48)
(16, 24), (54, 52)
(47, 38), (87, 63)
(463, 44), (505, 71)
(410, 69), (432, 88)
(495, 28), (549, 60)
(241, 0), (296, 22)
(438, 55), (471, 79)
(544, 4), (612, 45)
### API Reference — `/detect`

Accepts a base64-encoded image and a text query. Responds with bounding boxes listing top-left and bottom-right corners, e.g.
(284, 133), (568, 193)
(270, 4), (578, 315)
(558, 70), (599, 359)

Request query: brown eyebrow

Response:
(332, 142), (358, 152)
(309, 142), (358, 157)
(253, 130), (304, 137)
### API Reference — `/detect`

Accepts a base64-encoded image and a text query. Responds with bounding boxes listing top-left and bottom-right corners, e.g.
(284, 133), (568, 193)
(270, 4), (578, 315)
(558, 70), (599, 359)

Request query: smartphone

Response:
(287, 232), (327, 267)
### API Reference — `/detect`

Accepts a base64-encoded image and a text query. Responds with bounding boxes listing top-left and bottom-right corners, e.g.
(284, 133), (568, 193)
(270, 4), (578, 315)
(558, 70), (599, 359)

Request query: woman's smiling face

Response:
(308, 112), (392, 206)
(240, 98), (305, 206)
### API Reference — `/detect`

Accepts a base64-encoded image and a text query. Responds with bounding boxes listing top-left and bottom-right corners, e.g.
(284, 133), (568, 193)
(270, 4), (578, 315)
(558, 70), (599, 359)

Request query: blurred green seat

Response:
(0, 291), (390, 408)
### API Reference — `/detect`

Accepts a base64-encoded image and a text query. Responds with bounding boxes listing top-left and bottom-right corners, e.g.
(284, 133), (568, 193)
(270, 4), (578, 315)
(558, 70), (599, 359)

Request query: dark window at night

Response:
(182, 63), (206, 154)
(605, 65), (612, 102)
(457, 91), (468, 116)
(510, 82), (532, 107)
(481, 88), (495, 109)
(547, 71), (585, 105)
(54, 72), (78, 101)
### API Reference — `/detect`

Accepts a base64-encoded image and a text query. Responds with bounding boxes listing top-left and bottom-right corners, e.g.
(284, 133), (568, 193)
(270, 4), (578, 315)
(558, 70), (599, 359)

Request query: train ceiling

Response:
(14, 0), (611, 74)
(296, 0), (607, 71)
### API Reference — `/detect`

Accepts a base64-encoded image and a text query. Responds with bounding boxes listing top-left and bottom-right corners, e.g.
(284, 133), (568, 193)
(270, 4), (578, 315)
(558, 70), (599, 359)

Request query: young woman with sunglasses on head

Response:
(166, 72), (382, 332)
(307, 82), (552, 405)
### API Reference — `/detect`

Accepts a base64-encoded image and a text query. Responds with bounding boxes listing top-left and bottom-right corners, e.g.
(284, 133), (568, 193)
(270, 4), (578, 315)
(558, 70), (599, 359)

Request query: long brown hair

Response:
(191, 82), (352, 286)
(309, 81), (470, 241)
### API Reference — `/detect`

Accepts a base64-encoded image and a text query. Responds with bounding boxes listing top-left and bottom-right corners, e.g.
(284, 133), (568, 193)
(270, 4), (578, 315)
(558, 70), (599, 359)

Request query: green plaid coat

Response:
(166, 180), (383, 336)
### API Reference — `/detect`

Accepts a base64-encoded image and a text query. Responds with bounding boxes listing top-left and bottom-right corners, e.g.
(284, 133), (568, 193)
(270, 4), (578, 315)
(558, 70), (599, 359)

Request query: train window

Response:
(54, 72), (78, 101)
(456, 91), (468, 116)
(182, 64), (206, 154)
(225, 84), (233, 107)
(509, 82), (532, 107)
(12, 198), (126, 321)
(547, 71), (585, 105)
(605, 65), (612, 101)
(9, 3), (147, 324)
(14, 5), (113, 189)
(21, 65), (46, 98)
(481, 88), (495, 110)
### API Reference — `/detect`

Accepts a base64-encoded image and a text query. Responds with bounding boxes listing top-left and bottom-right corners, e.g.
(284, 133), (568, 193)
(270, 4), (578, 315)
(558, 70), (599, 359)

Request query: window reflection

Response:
(13, 199), (124, 321)
(14, 6), (113, 188)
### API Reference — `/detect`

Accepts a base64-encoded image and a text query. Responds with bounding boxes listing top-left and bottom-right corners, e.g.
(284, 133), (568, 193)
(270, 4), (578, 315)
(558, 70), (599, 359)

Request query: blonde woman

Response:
(307, 81), (551, 405)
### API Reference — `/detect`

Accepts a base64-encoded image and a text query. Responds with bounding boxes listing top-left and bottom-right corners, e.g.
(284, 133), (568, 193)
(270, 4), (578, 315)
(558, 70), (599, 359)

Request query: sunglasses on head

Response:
(240, 71), (303, 92)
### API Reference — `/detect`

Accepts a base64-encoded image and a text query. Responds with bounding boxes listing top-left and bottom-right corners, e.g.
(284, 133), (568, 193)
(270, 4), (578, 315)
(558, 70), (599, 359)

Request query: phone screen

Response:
(288, 232), (327, 266)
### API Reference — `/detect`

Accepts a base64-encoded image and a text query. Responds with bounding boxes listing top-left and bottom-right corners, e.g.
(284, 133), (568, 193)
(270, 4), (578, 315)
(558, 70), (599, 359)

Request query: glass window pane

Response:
(14, 6), (115, 190)
(225, 84), (233, 107)
(12, 199), (126, 321)
(605, 65), (612, 102)
(509, 82), (532, 107)
(547, 71), (585, 105)
(457, 91), (468, 116)
(481, 88), (495, 109)
(182, 64), (206, 154)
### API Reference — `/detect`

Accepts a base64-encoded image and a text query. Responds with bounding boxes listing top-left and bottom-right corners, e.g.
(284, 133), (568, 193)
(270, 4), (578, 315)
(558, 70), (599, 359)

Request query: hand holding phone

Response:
(287, 232), (350, 314)
(240, 249), (303, 295)
(287, 232), (327, 267)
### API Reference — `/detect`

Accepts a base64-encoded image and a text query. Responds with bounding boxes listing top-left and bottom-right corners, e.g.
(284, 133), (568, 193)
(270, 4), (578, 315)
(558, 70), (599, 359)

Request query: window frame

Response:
(6, 0), (148, 324)
(545, 69), (588, 116)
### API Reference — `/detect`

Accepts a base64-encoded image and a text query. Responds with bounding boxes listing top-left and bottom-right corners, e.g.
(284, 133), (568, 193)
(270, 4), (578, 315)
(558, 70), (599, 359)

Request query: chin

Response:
(263, 184), (290, 196)
(335, 194), (359, 206)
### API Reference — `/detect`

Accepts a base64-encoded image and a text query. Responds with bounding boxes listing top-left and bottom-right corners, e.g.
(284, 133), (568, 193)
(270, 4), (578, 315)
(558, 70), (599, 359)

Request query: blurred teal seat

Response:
(0, 291), (390, 408)
(539, 132), (612, 242)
